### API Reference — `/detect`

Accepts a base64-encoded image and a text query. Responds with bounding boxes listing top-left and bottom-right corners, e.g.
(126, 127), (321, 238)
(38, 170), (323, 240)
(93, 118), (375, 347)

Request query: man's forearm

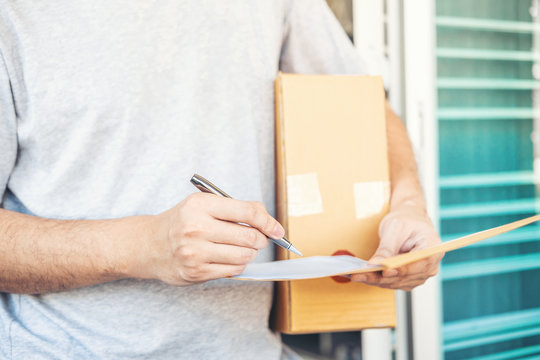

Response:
(351, 101), (440, 289)
(0, 193), (285, 294)
(385, 101), (426, 211)
(0, 209), (156, 294)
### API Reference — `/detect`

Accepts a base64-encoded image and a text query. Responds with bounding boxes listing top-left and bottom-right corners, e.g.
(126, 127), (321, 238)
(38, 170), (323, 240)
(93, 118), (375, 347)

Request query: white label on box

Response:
(353, 181), (390, 218)
(287, 173), (323, 217)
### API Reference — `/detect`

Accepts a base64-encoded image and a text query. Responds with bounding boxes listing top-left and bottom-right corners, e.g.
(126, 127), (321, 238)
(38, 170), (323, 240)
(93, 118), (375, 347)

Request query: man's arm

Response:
(351, 101), (442, 291)
(0, 210), (151, 294)
(0, 193), (284, 294)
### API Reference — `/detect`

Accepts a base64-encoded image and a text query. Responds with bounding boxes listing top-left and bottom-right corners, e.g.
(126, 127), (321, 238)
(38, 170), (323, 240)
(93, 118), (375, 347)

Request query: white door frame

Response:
(402, 0), (443, 359)
(353, 1), (398, 359)
(353, 1), (443, 359)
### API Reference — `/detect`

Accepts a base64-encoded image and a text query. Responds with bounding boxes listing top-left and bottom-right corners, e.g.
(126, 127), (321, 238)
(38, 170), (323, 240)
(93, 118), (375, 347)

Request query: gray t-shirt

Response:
(0, 1), (365, 359)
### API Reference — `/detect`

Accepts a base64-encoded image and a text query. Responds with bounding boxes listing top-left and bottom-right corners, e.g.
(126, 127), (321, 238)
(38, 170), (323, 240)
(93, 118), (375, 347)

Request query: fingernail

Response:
(273, 223), (285, 238)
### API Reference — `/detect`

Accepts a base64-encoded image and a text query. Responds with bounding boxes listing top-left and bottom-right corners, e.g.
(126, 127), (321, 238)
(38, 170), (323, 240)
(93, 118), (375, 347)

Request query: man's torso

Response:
(0, 2), (287, 359)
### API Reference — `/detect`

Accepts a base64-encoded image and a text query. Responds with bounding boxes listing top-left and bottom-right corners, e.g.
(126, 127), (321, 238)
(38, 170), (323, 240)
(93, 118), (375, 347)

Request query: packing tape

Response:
(287, 173), (324, 217)
(353, 181), (390, 219)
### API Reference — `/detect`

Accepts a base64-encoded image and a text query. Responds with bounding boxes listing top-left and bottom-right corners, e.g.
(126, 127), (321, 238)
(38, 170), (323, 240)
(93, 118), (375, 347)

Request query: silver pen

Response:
(190, 174), (303, 256)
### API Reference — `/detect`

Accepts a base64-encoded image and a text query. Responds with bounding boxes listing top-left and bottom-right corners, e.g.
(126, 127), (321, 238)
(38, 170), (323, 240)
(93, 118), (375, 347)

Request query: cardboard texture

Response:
(272, 73), (395, 334)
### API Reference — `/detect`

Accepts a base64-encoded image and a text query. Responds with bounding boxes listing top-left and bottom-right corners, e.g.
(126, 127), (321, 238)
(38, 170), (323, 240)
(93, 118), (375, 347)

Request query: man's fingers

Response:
(200, 195), (284, 239)
(373, 215), (410, 260)
(206, 221), (269, 249)
(348, 206), (442, 291)
(353, 273), (426, 289)
(351, 272), (382, 284)
(369, 249), (395, 264)
(200, 242), (258, 265)
(353, 265), (438, 287)
(369, 229), (407, 264)
(181, 263), (247, 283)
(206, 263), (248, 278)
(383, 255), (442, 278)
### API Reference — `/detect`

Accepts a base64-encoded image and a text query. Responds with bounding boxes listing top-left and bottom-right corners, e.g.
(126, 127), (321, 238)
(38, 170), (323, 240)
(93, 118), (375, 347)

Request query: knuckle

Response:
(245, 203), (260, 223)
(363, 274), (379, 284)
(361, 274), (373, 282)
(240, 248), (257, 263)
(253, 201), (265, 211)
(391, 267), (404, 277)
(181, 221), (205, 239)
(247, 202), (273, 233)
(181, 267), (202, 282)
(177, 244), (197, 261)
(244, 228), (259, 248)
(390, 267), (401, 276)
(254, 232), (268, 249)
(183, 193), (203, 208)
(181, 227), (197, 239)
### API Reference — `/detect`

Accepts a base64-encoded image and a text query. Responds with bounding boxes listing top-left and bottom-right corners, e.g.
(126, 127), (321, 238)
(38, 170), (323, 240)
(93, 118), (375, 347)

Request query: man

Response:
(0, 1), (441, 359)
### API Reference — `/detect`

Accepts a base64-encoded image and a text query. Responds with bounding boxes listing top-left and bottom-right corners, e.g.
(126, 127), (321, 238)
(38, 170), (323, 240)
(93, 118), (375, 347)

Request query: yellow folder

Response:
(377, 213), (540, 269)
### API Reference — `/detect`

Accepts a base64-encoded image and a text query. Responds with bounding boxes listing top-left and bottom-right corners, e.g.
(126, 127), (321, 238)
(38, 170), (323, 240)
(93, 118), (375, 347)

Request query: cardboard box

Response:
(272, 73), (396, 334)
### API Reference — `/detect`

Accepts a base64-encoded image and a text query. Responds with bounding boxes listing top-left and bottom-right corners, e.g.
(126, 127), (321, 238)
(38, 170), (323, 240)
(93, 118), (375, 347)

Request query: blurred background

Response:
(285, 0), (540, 359)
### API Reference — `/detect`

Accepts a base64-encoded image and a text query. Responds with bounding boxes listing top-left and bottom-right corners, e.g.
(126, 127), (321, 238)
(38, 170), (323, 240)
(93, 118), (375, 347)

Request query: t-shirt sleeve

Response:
(279, 0), (367, 75)
(0, 47), (18, 206)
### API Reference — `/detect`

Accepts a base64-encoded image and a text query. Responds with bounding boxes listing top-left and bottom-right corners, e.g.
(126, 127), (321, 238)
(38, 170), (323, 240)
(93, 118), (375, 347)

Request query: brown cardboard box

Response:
(272, 73), (396, 334)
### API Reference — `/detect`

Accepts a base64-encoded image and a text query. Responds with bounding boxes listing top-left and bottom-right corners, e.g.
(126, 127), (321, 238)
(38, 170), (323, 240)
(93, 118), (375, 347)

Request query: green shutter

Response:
(436, 0), (540, 358)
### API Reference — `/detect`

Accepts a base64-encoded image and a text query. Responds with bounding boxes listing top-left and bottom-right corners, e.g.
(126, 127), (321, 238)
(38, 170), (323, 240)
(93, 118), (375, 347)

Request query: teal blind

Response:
(436, 0), (540, 359)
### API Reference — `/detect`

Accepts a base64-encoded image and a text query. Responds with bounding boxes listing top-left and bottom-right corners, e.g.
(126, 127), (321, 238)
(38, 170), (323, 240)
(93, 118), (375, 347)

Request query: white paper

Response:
(231, 255), (379, 281)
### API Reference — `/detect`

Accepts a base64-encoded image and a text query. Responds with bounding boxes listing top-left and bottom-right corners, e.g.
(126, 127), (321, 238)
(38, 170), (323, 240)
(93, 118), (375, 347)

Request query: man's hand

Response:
(350, 100), (442, 291)
(0, 192), (283, 294)
(350, 203), (442, 291)
(127, 193), (284, 286)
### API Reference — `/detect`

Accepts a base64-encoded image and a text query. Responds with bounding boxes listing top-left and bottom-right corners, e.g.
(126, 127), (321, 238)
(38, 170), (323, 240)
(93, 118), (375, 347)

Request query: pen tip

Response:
(289, 245), (303, 257)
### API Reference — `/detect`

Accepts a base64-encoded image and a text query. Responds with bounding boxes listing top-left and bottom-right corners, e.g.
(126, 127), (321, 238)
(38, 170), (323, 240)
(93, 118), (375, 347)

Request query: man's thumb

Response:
(368, 242), (399, 265)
